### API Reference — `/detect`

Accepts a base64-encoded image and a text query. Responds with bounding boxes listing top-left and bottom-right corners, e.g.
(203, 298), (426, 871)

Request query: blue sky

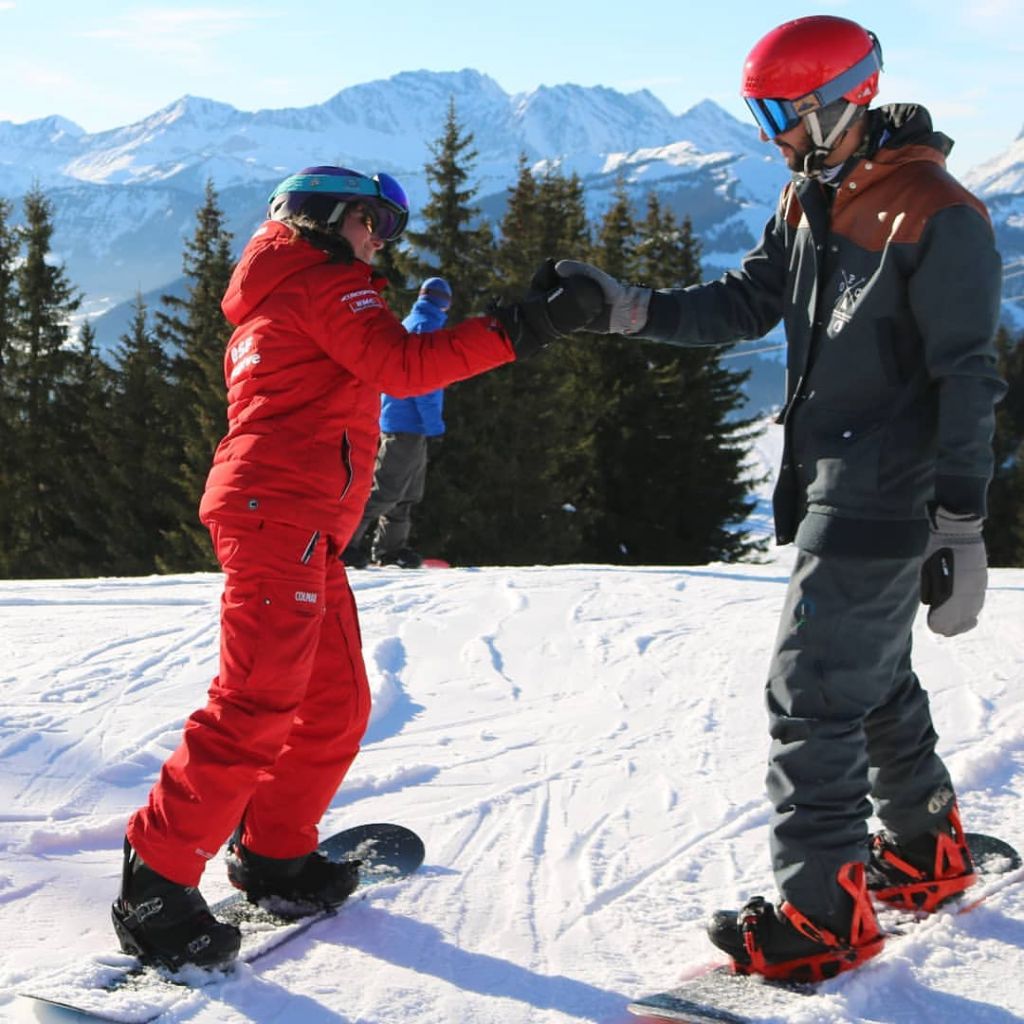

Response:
(1, 1), (1021, 177)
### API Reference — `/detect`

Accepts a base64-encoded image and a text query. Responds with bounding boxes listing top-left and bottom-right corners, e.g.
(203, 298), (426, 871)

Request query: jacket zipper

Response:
(339, 431), (353, 501)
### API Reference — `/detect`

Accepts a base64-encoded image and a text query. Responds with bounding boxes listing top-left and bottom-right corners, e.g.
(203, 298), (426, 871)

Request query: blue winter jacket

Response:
(380, 297), (447, 435)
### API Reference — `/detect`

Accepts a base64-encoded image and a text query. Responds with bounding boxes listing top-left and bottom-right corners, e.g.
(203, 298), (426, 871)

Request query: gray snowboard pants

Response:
(352, 432), (428, 559)
(765, 548), (955, 929)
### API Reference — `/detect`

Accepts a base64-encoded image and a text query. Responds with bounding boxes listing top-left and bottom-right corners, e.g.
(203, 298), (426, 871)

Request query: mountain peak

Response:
(0, 113), (84, 139)
(147, 95), (241, 128)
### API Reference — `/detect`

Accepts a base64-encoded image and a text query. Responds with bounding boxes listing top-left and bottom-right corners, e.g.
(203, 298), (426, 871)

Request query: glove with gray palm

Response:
(919, 506), (988, 636)
(554, 259), (652, 335)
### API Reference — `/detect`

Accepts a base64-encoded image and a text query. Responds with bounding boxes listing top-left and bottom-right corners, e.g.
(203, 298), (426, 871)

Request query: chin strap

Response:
(801, 101), (861, 177)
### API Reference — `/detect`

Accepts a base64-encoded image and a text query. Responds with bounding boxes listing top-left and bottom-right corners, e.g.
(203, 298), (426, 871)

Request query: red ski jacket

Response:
(200, 220), (516, 539)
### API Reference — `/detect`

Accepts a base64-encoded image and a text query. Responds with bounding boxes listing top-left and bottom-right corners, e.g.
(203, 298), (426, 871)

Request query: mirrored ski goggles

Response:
(745, 96), (802, 138)
(344, 195), (408, 242)
(362, 172), (409, 242)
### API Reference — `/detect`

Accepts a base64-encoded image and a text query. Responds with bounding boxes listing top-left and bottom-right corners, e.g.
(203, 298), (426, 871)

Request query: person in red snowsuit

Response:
(112, 165), (601, 970)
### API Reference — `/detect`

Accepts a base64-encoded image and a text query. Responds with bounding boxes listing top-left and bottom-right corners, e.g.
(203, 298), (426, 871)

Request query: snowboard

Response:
(353, 556), (450, 570)
(19, 822), (425, 1023)
(627, 833), (1021, 1024)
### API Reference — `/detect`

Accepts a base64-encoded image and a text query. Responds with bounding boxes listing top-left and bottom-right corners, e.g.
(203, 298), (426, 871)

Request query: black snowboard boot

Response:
(707, 862), (884, 982)
(111, 839), (241, 971)
(225, 838), (360, 913)
(375, 546), (423, 569)
(341, 542), (371, 569)
(867, 804), (975, 912)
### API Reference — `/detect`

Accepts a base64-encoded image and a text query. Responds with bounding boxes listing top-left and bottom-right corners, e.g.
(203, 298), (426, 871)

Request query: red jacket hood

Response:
(221, 221), (331, 325)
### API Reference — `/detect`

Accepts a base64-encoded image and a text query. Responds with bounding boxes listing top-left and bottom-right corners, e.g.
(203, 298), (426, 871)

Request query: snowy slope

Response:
(1, 466), (1022, 1021)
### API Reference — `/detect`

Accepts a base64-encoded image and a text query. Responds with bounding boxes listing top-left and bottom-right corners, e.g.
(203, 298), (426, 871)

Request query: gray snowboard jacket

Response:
(642, 105), (1006, 558)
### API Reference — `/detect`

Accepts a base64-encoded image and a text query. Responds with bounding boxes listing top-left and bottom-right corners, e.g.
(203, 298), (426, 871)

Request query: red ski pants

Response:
(127, 516), (371, 887)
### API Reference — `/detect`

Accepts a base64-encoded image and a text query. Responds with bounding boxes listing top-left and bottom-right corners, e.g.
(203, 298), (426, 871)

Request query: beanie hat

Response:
(419, 277), (452, 311)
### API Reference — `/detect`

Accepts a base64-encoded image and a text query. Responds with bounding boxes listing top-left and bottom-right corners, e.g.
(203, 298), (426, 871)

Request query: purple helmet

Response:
(267, 165), (409, 242)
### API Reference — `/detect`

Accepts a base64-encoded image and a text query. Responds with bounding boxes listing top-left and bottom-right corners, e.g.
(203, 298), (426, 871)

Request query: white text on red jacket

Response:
(341, 288), (385, 315)
(229, 335), (261, 382)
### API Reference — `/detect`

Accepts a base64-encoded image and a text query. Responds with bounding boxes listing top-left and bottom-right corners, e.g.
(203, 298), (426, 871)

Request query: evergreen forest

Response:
(1, 103), (1021, 578)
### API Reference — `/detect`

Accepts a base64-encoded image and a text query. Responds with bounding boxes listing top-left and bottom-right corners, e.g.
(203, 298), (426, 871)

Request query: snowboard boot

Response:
(706, 862), (884, 983)
(111, 839), (241, 971)
(225, 837), (361, 913)
(867, 804), (976, 913)
(341, 542), (371, 569)
(375, 546), (423, 569)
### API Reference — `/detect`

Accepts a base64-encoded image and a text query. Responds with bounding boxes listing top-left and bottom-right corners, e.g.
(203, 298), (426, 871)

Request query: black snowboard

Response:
(627, 833), (1021, 1024)
(19, 822), (425, 1023)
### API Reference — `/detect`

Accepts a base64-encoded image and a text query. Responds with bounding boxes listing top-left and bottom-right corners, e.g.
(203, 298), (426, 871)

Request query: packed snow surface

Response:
(1, 500), (1022, 1022)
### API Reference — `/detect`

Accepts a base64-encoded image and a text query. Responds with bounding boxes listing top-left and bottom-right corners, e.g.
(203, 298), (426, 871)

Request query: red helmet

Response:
(741, 16), (882, 138)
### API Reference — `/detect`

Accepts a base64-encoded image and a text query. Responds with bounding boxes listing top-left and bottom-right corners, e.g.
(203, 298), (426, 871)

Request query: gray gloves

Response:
(920, 506), (988, 636)
(554, 260), (652, 335)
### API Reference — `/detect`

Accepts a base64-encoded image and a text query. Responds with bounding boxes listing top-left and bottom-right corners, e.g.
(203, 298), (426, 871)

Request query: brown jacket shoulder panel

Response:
(832, 147), (992, 250)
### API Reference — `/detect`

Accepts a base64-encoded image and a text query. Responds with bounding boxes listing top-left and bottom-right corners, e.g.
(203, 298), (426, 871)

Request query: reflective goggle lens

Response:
(370, 173), (409, 241)
(745, 97), (800, 137)
(363, 200), (403, 242)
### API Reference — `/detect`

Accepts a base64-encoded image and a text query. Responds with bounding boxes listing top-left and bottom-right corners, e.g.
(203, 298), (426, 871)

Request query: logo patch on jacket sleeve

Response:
(341, 288), (385, 315)
(228, 334), (261, 382)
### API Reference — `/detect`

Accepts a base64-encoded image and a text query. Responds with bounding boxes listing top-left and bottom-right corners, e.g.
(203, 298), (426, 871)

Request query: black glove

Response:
(920, 506), (988, 636)
(488, 259), (604, 357)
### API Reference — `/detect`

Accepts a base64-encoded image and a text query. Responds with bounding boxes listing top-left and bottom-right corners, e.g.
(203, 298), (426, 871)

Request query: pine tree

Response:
(104, 296), (181, 574)
(51, 319), (116, 574)
(414, 162), (593, 564)
(397, 97), (495, 321)
(986, 326), (1024, 566)
(0, 198), (18, 575)
(6, 185), (85, 576)
(577, 188), (764, 564)
(572, 179), (648, 561)
(492, 155), (540, 290)
(157, 181), (234, 571)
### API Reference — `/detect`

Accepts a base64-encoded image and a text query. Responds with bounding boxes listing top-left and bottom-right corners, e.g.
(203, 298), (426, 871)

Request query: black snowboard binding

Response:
(225, 835), (361, 913)
(111, 838), (241, 971)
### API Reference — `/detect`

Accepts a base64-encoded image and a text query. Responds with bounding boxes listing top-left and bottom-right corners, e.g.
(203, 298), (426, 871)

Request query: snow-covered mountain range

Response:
(1, 69), (1021, 339)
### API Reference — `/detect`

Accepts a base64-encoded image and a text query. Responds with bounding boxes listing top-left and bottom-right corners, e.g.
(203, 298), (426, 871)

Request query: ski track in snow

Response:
(0, 551), (1022, 1023)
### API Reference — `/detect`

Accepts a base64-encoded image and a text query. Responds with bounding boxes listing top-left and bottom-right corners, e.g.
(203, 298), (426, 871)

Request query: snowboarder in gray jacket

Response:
(553, 14), (1006, 982)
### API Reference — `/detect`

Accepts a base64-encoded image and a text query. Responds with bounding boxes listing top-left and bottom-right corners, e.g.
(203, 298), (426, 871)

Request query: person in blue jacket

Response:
(344, 277), (452, 568)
